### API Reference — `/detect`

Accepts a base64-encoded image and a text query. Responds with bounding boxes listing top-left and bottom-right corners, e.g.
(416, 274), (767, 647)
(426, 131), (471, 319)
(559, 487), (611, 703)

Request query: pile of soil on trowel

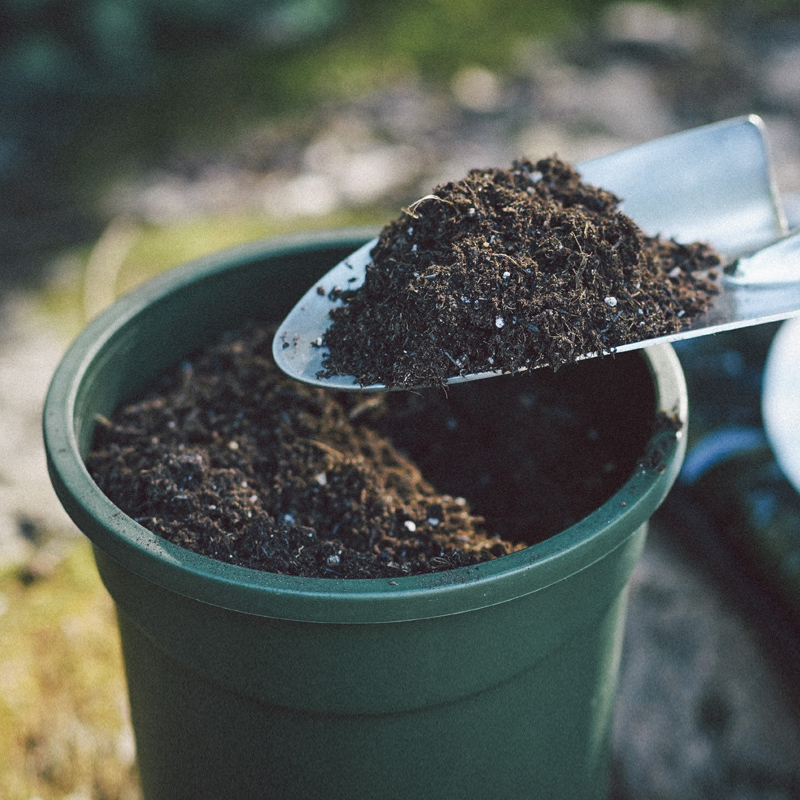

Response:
(319, 157), (720, 388)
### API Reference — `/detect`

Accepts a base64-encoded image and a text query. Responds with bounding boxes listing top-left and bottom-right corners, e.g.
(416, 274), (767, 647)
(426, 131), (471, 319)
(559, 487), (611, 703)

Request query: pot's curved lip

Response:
(44, 229), (688, 624)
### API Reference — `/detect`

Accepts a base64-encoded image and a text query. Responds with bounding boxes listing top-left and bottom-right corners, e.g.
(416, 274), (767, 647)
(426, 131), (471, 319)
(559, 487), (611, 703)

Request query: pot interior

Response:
(45, 231), (686, 622)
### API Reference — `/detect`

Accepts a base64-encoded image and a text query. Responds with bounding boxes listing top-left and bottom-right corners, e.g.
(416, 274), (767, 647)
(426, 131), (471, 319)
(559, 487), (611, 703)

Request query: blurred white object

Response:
(763, 316), (800, 493)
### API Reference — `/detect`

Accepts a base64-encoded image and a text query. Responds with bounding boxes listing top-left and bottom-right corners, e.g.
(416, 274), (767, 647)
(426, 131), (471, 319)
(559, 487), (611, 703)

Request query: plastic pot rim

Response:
(44, 228), (688, 624)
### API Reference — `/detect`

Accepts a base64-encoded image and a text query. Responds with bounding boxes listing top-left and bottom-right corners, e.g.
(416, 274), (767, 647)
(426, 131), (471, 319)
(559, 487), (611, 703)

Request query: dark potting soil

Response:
(320, 157), (721, 388)
(87, 323), (667, 579)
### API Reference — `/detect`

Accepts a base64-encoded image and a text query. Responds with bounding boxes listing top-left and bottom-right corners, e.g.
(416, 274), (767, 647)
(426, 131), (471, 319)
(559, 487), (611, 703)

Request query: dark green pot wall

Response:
(44, 230), (688, 800)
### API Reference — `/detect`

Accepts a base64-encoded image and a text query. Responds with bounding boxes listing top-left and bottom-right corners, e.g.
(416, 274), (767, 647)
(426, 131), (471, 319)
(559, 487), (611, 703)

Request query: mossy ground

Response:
(0, 540), (139, 799)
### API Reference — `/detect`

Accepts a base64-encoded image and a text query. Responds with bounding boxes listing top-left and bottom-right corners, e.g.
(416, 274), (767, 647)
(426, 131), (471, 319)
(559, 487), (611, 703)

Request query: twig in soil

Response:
(405, 194), (459, 218)
(300, 438), (347, 461)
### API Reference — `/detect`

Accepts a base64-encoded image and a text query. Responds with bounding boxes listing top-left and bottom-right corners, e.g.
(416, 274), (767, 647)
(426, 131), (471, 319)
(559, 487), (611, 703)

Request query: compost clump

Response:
(319, 157), (721, 388)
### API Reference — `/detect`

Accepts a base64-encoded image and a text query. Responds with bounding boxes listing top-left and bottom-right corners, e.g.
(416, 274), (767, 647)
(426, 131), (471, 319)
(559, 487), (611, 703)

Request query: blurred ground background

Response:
(1, 0), (800, 797)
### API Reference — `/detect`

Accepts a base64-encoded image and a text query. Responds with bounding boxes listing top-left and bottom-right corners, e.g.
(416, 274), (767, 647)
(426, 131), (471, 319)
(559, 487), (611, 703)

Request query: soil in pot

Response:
(87, 323), (665, 579)
(319, 157), (721, 388)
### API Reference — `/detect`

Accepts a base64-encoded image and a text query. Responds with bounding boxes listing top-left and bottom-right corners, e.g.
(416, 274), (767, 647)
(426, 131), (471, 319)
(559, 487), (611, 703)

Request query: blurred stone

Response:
(533, 58), (678, 140)
(516, 123), (629, 167)
(0, 293), (74, 566)
(451, 66), (505, 113)
(603, 2), (705, 58)
(303, 116), (423, 204)
(763, 44), (800, 108)
(261, 171), (339, 217)
(355, 80), (455, 142)
(422, 138), (516, 193)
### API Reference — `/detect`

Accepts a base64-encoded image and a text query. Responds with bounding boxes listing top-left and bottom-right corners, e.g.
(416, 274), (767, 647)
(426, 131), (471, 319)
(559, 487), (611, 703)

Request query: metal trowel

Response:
(274, 115), (798, 391)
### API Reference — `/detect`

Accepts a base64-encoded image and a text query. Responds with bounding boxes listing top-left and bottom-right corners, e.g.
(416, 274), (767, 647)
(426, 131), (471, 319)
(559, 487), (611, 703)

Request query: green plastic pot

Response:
(44, 229), (688, 800)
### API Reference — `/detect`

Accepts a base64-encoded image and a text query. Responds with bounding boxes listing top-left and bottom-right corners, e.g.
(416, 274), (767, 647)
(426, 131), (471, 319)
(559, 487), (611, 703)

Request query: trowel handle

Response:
(725, 230), (800, 286)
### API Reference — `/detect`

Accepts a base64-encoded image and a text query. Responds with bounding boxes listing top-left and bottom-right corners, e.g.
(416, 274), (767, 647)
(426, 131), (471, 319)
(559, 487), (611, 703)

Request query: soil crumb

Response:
(86, 324), (663, 579)
(320, 157), (720, 388)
